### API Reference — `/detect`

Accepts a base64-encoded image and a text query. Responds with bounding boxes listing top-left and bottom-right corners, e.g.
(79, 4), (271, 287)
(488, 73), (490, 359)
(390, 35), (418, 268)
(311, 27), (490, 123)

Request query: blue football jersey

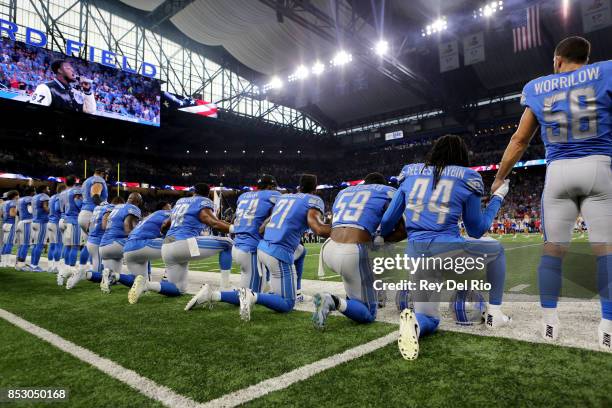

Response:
(61, 187), (82, 223)
(88, 203), (113, 245)
(521, 60), (612, 162)
(17, 196), (33, 220)
(32, 193), (50, 223)
(258, 193), (324, 263)
(48, 194), (61, 224)
(81, 175), (108, 211)
(129, 210), (171, 241)
(390, 163), (485, 240)
(332, 184), (396, 236)
(2, 200), (16, 224)
(234, 190), (281, 252)
(166, 196), (214, 240)
(100, 203), (141, 245)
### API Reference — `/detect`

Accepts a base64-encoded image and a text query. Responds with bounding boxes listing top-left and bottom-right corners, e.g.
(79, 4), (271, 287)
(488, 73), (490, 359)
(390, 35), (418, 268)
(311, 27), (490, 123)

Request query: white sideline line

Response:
(200, 331), (398, 408)
(0, 308), (201, 408)
(0, 307), (398, 408)
(509, 284), (530, 292)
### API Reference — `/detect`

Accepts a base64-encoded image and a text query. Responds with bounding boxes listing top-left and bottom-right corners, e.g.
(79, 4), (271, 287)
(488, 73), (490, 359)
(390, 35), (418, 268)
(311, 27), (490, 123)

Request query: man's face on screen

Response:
(58, 62), (76, 82)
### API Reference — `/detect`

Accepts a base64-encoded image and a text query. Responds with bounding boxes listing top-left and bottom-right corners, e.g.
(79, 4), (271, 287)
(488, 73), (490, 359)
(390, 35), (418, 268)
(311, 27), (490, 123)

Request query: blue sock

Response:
(538, 255), (563, 308)
(62, 246), (70, 264)
(159, 281), (181, 296)
(17, 244), (28, 261)
(256, 293), (294, 313)
(79, 246), (89, 265)
(31, 244), (44, 266)
(415, 313), (440, 338)
(88, 271), (102, 283)
(68, 246), (78, 266)
(118, 274), (135, 287)
(220, 290), (240, 305)
(597, 255), (612, 321)
(295, 249), (306, 291)
(219, 248), (232, 270)
(2, 243), (11, 255)
(55, 243), (64, 261)
(48, 243), (56, 262)
(487, 246), (506, 305)
(341, 299), (376, 323)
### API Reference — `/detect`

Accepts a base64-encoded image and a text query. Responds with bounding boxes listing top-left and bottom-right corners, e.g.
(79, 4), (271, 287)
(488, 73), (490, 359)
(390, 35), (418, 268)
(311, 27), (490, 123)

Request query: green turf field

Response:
(0, 259), (610, 407)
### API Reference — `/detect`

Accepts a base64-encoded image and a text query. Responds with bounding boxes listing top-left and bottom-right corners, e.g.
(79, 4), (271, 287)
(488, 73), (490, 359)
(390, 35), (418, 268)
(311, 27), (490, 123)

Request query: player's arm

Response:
(101, 212), (111, 230)
(259, 216), (270, 235)
(29, 83), (52, 106)
(307, 208), (331, 238)
(124, 214), (139, 235)
(199, 208), (232, 234)
(160, 218), (171, 235)
(9, 206), (17, 217)
(462, 194), (504, 239)
(42, 200), (49, 213)
(383, 217), (407, 242)
(74, 193), (83, 210)
(491, 108), (539, 192)
(380, 189), (405, 237)
(90, 183), (104, 205)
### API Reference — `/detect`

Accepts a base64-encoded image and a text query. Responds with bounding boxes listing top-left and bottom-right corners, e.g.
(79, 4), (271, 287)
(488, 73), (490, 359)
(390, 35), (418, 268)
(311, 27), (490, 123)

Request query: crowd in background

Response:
(0, 38), (160, 124)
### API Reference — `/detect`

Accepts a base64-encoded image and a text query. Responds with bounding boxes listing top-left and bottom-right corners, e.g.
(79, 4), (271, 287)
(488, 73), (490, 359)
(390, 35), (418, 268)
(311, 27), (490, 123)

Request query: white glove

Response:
(492, 179), (510, 200)
(373, 235), (385, 245)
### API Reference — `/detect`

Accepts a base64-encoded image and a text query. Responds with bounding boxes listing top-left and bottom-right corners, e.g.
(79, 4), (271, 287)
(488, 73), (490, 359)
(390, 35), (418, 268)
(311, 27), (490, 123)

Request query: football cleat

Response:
(30, 265), (44, 273)
(128, 275), (147, 305)
(238, 288), (256, 322)
(484, 306), (512, 329)
(598, 320), (611, 352)
(398, 308), (420, 361)
(66, 270), (85, 290)
(312, 292), (335, 330)
(541, 318), (560, 341)
(185, 284), (213, 311)
(100, 268), (114, 294)
(56, 266), (74, 286)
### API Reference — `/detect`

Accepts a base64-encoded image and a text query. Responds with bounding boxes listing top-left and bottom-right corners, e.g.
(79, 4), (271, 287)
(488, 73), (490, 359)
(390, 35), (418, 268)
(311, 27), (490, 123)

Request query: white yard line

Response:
(509, 284), (530, 292)
(0, 308), (202, 408)
(200, 331), (398, 408)
(1, 305), (397, 408)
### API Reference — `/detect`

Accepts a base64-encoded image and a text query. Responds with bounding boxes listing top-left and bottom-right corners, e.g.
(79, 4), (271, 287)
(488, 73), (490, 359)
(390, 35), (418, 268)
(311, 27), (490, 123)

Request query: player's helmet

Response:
(449, 290), (486, 325)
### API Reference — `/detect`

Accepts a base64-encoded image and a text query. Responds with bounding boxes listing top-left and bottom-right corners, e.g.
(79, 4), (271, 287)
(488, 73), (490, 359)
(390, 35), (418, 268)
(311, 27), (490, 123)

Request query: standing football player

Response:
(185, 175), (279, 311)
(98, 193), (143, 293)
(311, 172), (398, 329)
(380, 135), (511, 360)
(1, 190), (19, 267)
(128, 183), (233, 304)
(29, 185), (50, 272)
(15, 186), (34, 271)
(237, 174), (330, 321)
(491, 36), (612, 351)
(77, 168), (109, 272)
(47, 184), (66, 274)
(57, 175), (82, 282)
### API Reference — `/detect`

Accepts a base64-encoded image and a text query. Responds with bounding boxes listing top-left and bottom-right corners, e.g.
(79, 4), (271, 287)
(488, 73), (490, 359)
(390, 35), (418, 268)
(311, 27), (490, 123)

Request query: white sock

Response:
(220, 269), (230, 289)
(488, 304), (501, 311)
(542, 308), (559, 322)
(147, 281), (161, 293)
(600, 319), (612, 332)
(337, 297), (347, 312)
(212, 291), (221, 301)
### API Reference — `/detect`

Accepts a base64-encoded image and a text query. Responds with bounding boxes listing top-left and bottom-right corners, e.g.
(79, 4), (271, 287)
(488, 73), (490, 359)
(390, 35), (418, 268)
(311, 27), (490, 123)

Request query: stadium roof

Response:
(118, 0), (612, 130)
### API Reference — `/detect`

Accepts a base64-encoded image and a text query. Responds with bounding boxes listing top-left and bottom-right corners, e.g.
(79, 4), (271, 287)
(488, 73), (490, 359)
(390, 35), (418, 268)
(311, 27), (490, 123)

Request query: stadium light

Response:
(224, 150), (227, 154)
(279, 150), (283, 154)
(474, 1), (503, 18)
(294, 65), (309, 80)
(205, 150), (208, 154)
(145, 146), (148, 150)
(186, 150), (190, 154)
(331, 50), (352, 66)
(374, 40), (389, 56)
(242, 150), (246, 154)
(422, 17), (447, 37)
(101, 140), (105, 144)
(297, 150), (301, 154)
(60, 134), (64, 139)
(261, 150), (264, 154)
(264, 76), (283, 91)
(79, 137), (83, 141)
(38, 131), (43, 135)
(312, 61), (325, 75)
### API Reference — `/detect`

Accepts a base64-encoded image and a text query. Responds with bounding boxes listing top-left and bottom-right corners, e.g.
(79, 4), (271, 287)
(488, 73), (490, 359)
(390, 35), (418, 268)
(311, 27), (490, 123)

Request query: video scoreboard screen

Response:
(0, 37), (161, 127)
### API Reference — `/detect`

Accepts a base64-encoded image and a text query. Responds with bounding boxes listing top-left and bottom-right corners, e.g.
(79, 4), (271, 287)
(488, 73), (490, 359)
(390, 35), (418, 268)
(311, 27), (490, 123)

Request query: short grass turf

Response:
(247, 330), (612, 408)
(0, 268), (395, 404)
(0, 319), (164, 408)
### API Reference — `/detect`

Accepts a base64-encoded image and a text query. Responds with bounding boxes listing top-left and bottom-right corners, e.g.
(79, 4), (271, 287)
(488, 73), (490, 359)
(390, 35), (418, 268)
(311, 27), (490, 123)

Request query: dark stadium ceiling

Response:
(117, 0), (612, 131)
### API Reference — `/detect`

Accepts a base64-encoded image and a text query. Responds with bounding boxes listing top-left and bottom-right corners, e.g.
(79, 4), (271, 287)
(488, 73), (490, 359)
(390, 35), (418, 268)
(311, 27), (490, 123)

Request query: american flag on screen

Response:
(163, 91), (218, 118)
(512, 4), (542, 52)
